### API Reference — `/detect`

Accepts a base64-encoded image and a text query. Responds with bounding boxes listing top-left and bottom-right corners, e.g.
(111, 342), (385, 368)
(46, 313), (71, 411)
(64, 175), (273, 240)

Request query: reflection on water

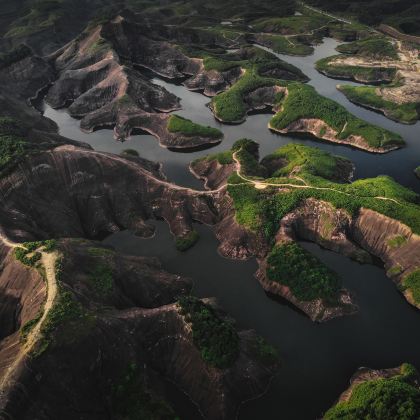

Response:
(41, 37), (420, 419)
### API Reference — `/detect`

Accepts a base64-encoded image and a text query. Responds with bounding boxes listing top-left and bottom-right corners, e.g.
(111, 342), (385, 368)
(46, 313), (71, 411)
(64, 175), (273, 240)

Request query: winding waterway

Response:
(40, 38), (420, 419)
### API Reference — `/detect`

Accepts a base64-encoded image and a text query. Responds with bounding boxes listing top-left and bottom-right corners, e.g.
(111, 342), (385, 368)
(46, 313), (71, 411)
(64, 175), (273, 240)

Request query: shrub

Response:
(88, 261), (114, 297)
(387, 235), (407, 248)
(266, 242), (340, 303)
(175, 230), (199, 252)
(178, 296), (239, 369)
(14, 247), (42, 267)
(167, 115), (222, 139)
(403, 270), (420, 304)
(121, 149), (139, 157)
(112, 363), (177, 419)
(324, 367), (420, 419)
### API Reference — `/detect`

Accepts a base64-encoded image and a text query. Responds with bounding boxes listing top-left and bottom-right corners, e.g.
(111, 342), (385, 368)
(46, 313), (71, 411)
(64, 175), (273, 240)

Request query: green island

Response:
(267, 242), (340, 304)
(315, 56), (397, 83)
(205, 49), (403, 151)
(324, 364), (420, 419)
(167, 115), (222, 139)
(338, 85), (419, 124)
(270, 83), (403, 150)
(178, 296), (240, 369)
(336, 37), (399, 60)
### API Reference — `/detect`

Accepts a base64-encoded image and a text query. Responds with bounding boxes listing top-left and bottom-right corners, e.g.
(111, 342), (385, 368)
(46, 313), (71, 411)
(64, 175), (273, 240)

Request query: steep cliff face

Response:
(0, 145), (219, 242)
(0, 240), (277, 420)
(352, 209), (420, 303)
(0, 243), (46, 379)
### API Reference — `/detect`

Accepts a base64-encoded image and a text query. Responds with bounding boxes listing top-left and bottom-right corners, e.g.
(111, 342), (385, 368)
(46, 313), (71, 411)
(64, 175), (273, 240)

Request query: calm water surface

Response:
(41, 38), (420, 419)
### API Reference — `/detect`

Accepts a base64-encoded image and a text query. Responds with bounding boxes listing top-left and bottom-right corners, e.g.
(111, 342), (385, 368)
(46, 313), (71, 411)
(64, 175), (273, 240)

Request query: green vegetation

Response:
(252, 336), (279, 365)
(208, 142), (420, 241)
(88, 260), (114, 297)
(256, 34), (314, 56)
(325, 364), (420, 419)
(337, 37), (399, 60)
(87, 246), (114, 257)
(34, 255), (93, 355)
(387, 265), (403, 276)
(387, 235), (407, 248)
(14, 247), (42, 267)
(267, 242), (340, 303)
(175, 230), (199, 252)
(416, 167), (420, 180)
(261, 143), (351, 181)
(0, 116), (44, 176)
(14, 240), (57, 266)
(20, 310), (43, 341)
(200, 149), (234, 165)
(403, 270), (420, 304)
(212, 68), (280, 122)
(270, 83), (403, 149)
(112, 362), (177, 420)
(167, 115), (222, 139)
(316, 56), (397, 83)
(4, 0), (64, 39)
(121, 148), (140, 157)
(232, 138), (267, 177)
(178, 296), (239, 369)
(338, 85), (419, 124)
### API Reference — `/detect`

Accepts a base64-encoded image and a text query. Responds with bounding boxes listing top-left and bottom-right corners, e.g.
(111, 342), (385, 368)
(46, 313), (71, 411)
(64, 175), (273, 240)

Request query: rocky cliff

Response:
(0, 144), (218, 243)
(0, 239), (278, 420)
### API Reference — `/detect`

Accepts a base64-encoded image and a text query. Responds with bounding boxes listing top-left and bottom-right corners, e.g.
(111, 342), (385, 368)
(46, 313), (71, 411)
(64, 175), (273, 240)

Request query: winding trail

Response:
(0, 235), (58, 391)
(230, 150), (402, 205)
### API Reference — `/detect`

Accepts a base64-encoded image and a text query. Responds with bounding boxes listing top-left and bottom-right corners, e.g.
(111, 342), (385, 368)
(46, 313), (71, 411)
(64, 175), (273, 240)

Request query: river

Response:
(40, 38), (420, 419)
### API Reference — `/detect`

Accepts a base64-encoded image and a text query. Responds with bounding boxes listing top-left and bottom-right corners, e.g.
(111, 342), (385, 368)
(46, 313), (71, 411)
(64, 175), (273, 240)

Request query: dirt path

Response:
(0, 236), (58, 390)
(230, 150), (402, 205)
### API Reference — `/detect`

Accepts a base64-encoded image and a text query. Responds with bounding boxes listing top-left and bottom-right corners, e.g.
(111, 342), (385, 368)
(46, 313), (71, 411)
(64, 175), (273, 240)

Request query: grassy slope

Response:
(219, 142), (420, 238)
(267, 242), (340, 303)
(316, 56), (397, 82)
(270, 83), (403, 149)
(336, 37), (399, 60)
(338, 85), (419, 124)
(167, 115), (222, 139)
(324, 364), (420, 419)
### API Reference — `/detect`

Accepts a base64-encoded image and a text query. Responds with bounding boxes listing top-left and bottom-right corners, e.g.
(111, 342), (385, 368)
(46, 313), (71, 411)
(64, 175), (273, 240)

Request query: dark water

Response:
(41, 38), (420, 419)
